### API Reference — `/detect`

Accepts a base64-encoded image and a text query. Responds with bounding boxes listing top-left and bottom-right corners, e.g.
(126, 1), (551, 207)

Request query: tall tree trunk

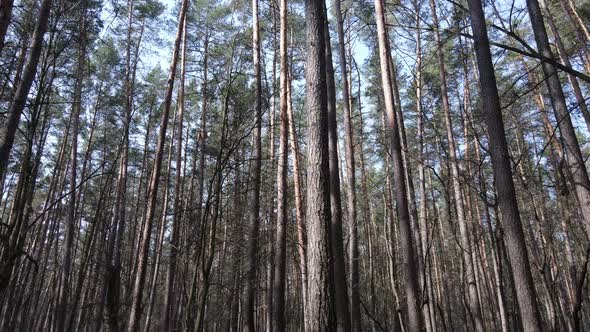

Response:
(266, 5), (278, 329)
(467, 0), (544, 330)
(414, 1), (436, 329)
(333, 1), (360, 329)
(163, 17), (188, 330)
(143, 114), (177, 331)
(322, 2), (351, 330)
(0, 0), (51, 204)
(557, 0), (590, 73)
(461, 26), (510, 332)
(67, 83), (103, 331)
(126, 0), (188, 329)
(304, 0), (335, 328)
(195, 52), (235, 331)
(373, 0), (423, 330)
(525, 0), (590, 241)
(389, 60), (421, 263)
(429, 0), (484, 329)
(56, 9), (86, 331)
(353, 54), (376, 331)
(1, 57), (52, 328)
(559, 0), (590, 46)
(272, 0), (288, 329)
(543, 4), (590, 131)
(286, 62), (307, 322)
(106, 0), (137, 327)
(0, 36), (50, 304)
(243, 0), (263, 330)
(128, 79), (151, 294)
(186, 27), (209, 331)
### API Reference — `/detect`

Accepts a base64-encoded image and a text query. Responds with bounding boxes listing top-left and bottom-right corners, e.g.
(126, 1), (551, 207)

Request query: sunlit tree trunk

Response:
(526, 0), (590, 242)
(304, 0), (335, 328)
(374, 0), (423, 330)
(163, 16), (188, 330)
(243, 0), (263, 329)
(56, 9), (86, 331)
(467, 0), (544, 329)
(126, 0), (189, 328)
(429, 1), (484, 329)
(186, 27), (210, 331)
(272, 0), (289, 328)
(143, 106), (178, 332)
(543, 4), (590, 131)
(0, 0), (52, 206)
(414, 2), (436, 329)
(322, 2), (351, 330)
(286, 58), (307, 324)
(332, 1), (359, 328)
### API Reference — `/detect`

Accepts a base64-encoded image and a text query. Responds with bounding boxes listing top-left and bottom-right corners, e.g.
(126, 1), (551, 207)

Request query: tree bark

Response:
(525, 0), (590, 242)
(105, 0), (137, 327)
(374, 0), (423, 330)
(543, 4), (590, 132)
(467, 0), (544, 330)
(56, 9), (86, 331)
(0, 0), (51, 199)
(286, 62), (307, 323)
(272, 0), (289, 329)
(322, 2), (351, 330)
(429, 1), (484, 329)
(333, 1), (360, 329)
(243, 0), (263, 330)
(304, 0), (335, 329)
(163, 16), (188, 330)
(126, 0), (188, 329)
(186, 27), (209, 331)
(414, 1), (436, 329)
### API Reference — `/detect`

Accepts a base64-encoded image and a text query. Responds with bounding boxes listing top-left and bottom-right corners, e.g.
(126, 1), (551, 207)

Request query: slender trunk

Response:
(333, 1), (360, 329)
(353, 53), (376, 331)
(144, 111), (178, 332)
(286, 62), (307, 321)
(390, 60), (420, 259)
(272, 0), (288, 329)
(467, 0), (544, 330)
(243, 0), (263, 329)
(163, 17), (188, 330)
(374, 0), (423, 330)
(265, 5), (278, 329)
(414, 2), (435, 329)
(128, 84), (151, 294)
(106, 0), (137, 327)
(304, 0), (335, 328)
(429, 1), (484, 329)
(563, 5), (590, 75)
(195, 55), (234, 331)
(186, 28), (209, 330)
(56, 10), (86, 331)
(543, 4), (590, 132)
(126, 0), (188, 329)
(526, 0), (590, 241)
(322, 2), (351, 330)
(0, 0), (52, 201)
(67, 86), (104, 331)
(0, 40), (50, 305)
(559, 0), (590, 50)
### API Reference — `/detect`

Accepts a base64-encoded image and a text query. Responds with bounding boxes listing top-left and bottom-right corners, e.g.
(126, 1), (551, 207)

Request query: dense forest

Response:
(1, 0), (590, 330)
